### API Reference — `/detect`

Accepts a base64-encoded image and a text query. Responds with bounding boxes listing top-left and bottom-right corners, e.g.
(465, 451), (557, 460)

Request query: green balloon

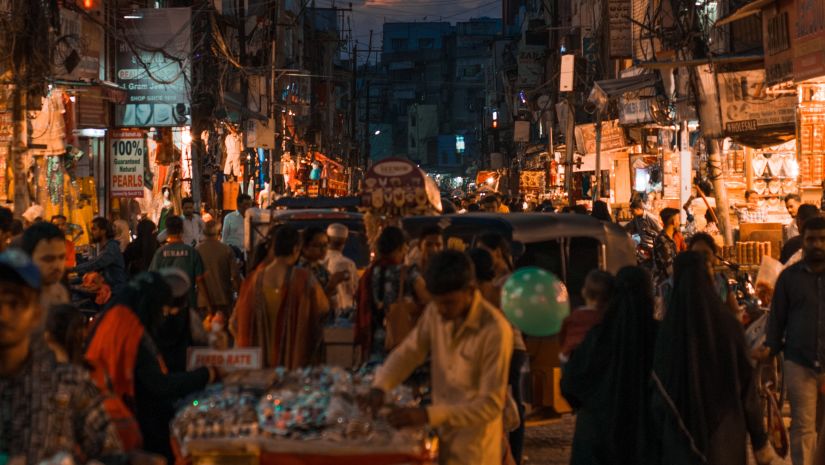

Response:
(501, 267), (570, 336)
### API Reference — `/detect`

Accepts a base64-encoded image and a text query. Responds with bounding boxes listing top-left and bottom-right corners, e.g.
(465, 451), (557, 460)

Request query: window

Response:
(391, 38), (408, 50)
(767, 12), (790, 55)
(418, 38), (434, 49)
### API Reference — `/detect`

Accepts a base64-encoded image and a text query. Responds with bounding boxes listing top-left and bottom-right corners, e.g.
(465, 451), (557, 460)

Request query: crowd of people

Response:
(1, 185), (825, 465)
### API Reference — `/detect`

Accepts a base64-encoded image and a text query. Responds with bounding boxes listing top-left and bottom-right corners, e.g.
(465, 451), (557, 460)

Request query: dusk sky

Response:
(315, 0), (502, 56)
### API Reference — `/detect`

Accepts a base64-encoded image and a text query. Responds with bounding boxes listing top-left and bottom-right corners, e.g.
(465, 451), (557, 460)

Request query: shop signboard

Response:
(575, 120), (627, 154)
(763, 0), (795, 86)
(110, 130), (146, 198)
(517, 46), (546, 88)
(115, 7), (191, 127)
(717, 69), (795, 135)
(794, 0), (825, 82)
(186, 348), (263, 372)
(609, 0), (632, 58)
(619, 97), (654, 125)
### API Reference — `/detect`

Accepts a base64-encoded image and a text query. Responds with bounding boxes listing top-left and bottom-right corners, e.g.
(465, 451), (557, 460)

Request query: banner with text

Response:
(717, 70), (795, 135)
(110, 130), (146, 198)
(187, 348), (263, 372)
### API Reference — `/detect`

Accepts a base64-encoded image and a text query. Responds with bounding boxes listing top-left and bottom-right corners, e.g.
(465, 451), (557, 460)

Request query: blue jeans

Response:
(785, 360), (825, 465)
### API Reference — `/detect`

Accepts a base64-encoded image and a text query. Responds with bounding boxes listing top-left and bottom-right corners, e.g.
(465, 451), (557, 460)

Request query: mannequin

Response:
(158, 187), (174, 233)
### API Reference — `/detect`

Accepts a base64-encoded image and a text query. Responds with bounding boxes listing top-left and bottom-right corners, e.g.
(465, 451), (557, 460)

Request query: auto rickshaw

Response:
(403, 212), (636, 419)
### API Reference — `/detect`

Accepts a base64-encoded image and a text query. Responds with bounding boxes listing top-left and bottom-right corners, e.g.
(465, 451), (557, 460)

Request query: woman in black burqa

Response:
(649, 251), (776, 465)
(560, 266), (658, 464)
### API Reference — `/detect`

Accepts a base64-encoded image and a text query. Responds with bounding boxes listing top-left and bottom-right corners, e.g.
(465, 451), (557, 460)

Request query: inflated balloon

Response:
(501, 267), (570, 336)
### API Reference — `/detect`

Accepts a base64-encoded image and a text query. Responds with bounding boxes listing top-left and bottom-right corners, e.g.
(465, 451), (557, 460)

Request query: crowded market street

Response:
(4, 1), (825, 465)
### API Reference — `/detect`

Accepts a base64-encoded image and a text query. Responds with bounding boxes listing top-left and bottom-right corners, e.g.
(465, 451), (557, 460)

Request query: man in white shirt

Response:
(366, 250), (513, 465)
(323, 223), (358, 316)
(158, 197), (204, 247)
(222, 194), (252, 251)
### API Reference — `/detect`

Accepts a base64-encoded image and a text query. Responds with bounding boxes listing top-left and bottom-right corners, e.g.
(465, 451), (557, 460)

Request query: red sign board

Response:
(186, 348), (263, 372)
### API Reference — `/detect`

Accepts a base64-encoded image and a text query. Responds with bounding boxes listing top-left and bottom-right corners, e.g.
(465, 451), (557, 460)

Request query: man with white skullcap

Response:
(324, 223), (358, 316)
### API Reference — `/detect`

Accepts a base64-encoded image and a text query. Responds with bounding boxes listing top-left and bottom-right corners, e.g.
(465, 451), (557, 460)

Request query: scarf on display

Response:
(47, 156), (63, 206)
(355, 257), (403, 361)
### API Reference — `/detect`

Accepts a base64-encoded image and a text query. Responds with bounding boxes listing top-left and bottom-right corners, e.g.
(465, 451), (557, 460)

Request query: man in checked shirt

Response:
(0, 249), (124, 464)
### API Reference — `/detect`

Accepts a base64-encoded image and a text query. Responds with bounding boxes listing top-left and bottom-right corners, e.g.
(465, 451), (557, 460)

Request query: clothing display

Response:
(222, 181), (240, 211)
(29, 90), (67, 157)
(224, 132), (242, 177)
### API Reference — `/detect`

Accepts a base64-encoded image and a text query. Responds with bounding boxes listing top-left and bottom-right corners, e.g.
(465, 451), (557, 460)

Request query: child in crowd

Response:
(558, 270), (615, 363)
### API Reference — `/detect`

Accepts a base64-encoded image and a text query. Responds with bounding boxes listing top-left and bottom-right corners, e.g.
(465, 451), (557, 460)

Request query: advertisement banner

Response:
(517, 46), (546, 88)
(609, 0), (632, 58)
(116, 7), (191, 127)
(575, 120), (627, 154)
(794, 0), (825, 81)
(717, 69), (795, 134)
(186, 348), (263, 372)
(110, 130), (146, 198)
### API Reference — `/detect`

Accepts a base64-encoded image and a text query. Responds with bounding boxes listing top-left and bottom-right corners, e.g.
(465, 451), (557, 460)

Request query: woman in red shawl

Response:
(233, 225), (329, 368)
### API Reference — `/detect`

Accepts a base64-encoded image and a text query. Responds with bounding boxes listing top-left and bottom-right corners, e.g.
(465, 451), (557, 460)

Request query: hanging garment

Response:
(224, 133), (243, 176)
(30, 90), (67, 156)
(223, 181), (239, 211)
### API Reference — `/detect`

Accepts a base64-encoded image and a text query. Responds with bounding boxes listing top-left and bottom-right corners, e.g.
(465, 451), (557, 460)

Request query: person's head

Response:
(273, 225), (302, 264)
(182, 197), (195, 217)
(581, 269), (614, 312)
(480, 195), (500, 212)
(90, 217), (115, 244)
(688, 232), (718, 276)
(796, 204), (820, 231)
(477, 232), (512, 274)
(785, 194), (802, 218)
(419, 226), (444, 263)
(377, 226), (407, 262)
(0, 250), (42, 358)
(424, 250), (477, 321)
(745, 190), (760, 209)
(467, 248), (496, 283)
(118, 270), (189, 338)
(660, 207), (681, 231)
(801, 215), (825, 267)
(136, 218), (156, 239)
(326, 223), (349, 251)
(44, 304), (86, 364)
(591, 200), (612, 222)
(50, 215), (68, 235)
(165, 215), (184, 237)
(301, 226), (329, 263)
(204, 220), (220, 238)
(22, 222), (67, 286)
(237, 194), (253, 216)
(630, 200), (645, 218)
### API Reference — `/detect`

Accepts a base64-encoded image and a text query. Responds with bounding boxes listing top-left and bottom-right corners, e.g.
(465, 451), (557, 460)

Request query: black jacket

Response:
(768, 261), (825, 371)
(134, 336), (209, 461)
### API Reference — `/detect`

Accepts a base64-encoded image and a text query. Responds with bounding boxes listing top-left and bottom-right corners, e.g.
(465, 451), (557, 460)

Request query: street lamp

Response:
(374, 130), (381, 136)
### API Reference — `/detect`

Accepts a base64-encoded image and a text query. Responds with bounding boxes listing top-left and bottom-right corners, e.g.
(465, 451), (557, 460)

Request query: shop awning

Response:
(715, 0), (774, 26)
(592, 74), (660, 99)
(727, 126), (796, 149)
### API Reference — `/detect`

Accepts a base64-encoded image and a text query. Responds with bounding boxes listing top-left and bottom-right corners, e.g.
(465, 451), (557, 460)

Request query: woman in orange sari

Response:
(233, 225), (329, 368)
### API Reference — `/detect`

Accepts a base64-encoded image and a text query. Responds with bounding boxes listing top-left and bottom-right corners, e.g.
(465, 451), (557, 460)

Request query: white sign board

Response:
(717, 69), (795, 134)
(186, 347), (263, 372)
(518, 46), (546, 88)
(110, 130), (146, 198)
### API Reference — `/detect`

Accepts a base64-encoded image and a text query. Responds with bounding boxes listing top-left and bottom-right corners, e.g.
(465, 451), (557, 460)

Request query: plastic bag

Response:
(756, 256), (783, 289)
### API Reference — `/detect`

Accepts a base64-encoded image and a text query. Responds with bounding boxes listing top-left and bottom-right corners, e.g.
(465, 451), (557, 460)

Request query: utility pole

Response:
(349, 43), (358, 190)
(564, 97), (575, 207)
(269, 0), (281, 196)
(363, 30), (373, 167)
(238, 0), (249, 195)
(9, 0), (32, 213)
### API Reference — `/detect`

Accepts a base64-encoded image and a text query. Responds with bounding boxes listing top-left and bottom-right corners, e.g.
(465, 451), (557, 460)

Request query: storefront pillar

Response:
(707, 138), (734, 245)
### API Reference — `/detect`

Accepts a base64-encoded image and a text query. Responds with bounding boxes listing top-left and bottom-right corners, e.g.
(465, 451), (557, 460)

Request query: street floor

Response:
(522, 415), (792, 465)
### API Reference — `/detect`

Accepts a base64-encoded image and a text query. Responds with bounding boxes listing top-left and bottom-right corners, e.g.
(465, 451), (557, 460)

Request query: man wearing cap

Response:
(0, 249), (124, 464)
(324, 223), (358, 316)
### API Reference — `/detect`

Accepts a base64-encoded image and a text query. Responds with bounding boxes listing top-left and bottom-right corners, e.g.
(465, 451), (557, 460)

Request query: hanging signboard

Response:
(110, 130), (146, 198)
(517, 46), (546, 88)
(115, 7), (191, 127)
(609, 0), (632, 58)
(794, 0), (825, 82)
(717, 69), (795, 135)
(575, 120), (627, 154)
